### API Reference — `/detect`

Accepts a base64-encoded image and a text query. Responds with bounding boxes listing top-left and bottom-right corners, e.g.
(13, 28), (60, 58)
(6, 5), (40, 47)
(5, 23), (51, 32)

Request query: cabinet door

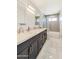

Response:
(44, 30), (47, 40)
(41, 33), (45, 45)
(37, 36), (42, 53)
(29, 40), (37, 59)
(17, 47), (29, 59)
(42, 31), (47, 45)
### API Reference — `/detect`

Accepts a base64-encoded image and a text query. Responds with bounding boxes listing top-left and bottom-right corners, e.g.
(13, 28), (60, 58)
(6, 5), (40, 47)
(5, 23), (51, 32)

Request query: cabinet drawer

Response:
(17, 47), (29, 59)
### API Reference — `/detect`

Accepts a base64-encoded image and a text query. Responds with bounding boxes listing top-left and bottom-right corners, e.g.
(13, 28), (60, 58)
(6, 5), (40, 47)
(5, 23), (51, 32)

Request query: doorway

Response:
(46, 14), (60, 32)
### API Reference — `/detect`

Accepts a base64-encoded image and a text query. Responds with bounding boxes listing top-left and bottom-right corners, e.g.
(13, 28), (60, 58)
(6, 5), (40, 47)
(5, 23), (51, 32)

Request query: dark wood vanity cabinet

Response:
(17, 29), (47, 59)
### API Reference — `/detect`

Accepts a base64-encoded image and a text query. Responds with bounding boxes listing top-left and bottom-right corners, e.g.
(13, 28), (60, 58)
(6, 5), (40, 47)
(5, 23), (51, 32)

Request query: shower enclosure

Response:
(35, 13), (60, 32)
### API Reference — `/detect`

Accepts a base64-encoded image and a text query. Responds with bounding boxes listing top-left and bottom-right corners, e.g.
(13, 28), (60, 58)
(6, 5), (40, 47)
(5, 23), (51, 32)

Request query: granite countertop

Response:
(17, 28), (46, 45)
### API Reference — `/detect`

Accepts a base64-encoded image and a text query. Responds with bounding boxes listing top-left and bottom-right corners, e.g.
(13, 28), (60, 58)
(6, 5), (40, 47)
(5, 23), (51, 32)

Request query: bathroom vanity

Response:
(17, 28), (47, 59)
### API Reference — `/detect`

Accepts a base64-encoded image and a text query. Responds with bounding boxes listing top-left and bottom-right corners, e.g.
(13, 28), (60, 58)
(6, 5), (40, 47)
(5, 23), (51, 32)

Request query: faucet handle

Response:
(18, 27), (24, 33)
(27, 26), (30, 31)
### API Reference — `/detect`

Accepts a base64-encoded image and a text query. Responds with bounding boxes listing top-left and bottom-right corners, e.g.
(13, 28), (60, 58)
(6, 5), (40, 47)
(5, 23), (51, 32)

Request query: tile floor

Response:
(36, 31), (62, 59)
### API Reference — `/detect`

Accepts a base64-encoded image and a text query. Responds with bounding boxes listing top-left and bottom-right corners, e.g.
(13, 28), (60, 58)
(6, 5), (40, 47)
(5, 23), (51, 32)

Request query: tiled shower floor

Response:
(36, 31), (62, 59)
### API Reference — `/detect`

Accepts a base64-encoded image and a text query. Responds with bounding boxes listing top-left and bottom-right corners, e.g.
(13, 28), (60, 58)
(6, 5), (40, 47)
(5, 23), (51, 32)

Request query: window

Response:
(48, 17), (57, 21)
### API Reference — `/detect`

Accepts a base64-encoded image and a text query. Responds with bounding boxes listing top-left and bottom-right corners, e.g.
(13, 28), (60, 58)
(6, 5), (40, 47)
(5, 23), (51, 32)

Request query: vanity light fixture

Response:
(27, 7), (35, 15)
(28, 5), (35, 11)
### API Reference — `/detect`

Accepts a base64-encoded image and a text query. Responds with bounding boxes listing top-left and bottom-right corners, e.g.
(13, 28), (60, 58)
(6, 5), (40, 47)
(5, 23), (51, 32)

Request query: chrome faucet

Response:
(18, 27), (24, 33)
(27, 26), (30, 31)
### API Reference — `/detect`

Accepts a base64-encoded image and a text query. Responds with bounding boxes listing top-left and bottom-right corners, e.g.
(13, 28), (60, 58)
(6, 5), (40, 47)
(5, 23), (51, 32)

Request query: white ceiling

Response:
(30, 0), (61, 15)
